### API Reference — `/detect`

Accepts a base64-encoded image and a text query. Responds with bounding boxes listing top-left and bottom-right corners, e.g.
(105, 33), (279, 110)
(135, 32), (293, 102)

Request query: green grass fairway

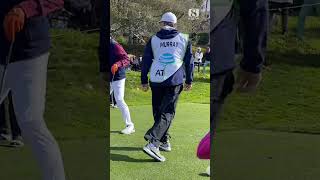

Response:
(0, 30), (107, 179)
(111, 103), (210, 180)
(0, 139), (107, 180)
(214, 130), (320, 180)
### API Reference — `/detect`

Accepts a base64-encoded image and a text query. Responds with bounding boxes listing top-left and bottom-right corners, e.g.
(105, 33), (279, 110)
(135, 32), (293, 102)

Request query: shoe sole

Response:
(159, 146), (171, 152)
(8, 143), (24, 148)
(143, 146), (165, 162)
(121, 129), (135, 135)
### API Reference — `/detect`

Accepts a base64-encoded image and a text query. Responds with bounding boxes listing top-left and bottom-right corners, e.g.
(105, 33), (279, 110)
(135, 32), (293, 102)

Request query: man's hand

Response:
(3, 8), (25, 42)
(234, 68), (262, 93)
(111, 64), (118, 75)
(141, 84), (149, 92)
(184, 83), (192, 91)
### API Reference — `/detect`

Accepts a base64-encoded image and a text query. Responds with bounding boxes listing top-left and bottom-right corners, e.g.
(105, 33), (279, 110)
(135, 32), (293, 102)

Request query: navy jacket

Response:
(141, 29), (194, 87)
(109, 39), (130, 81)
(0, 0), (52, 64)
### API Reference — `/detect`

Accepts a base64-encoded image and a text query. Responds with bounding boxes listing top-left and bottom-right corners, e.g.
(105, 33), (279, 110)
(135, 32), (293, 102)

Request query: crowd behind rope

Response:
(124, 46), (211, 73)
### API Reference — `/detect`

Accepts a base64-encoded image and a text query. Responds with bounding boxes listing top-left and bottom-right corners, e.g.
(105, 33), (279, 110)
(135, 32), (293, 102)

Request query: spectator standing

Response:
(202, 47), (211, 73)
(269, 0), (293, 35)
(297, 0), (320, 39)
(194, 47), (204, 63)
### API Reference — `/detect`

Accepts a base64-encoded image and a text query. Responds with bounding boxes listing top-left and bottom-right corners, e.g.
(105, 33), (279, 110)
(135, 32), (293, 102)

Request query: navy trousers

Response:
(144, 85), (183, 147)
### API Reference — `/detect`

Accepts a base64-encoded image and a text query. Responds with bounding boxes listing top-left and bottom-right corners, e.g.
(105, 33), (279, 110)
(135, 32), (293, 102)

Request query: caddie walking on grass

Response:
(141, 12), (194, 162)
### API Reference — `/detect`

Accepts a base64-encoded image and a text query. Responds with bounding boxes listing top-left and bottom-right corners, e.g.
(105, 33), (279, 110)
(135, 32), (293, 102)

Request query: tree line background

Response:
(111, 0), (210, 52)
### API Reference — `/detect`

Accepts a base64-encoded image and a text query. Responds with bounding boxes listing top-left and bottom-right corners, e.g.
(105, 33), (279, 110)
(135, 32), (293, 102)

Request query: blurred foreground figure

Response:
(211, 0), (268, 171)
(0, 0), (65, 179)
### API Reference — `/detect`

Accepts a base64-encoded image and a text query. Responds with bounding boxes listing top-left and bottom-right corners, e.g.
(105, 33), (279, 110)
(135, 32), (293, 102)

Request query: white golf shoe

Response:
(159, 140), (172, 152)
(143, 142), (166, 162)
(206, 166), (210, 176)
(121, 125), (135, 135)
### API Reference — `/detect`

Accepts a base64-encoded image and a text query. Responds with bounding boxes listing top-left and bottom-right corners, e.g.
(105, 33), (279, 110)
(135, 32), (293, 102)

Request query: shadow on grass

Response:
(193, 76), (210, 83)
(198, 173), (209, 177)
(0, 144), (18, 148)
(111, 153), (155, 163)
(110, 131), (121, 134)
(110, 146), (141, 151)
(268, 50), (320, 68)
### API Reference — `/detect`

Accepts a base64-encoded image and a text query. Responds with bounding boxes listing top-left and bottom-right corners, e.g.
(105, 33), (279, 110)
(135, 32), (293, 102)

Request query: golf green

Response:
(110, 103), (210, 180)
(214, 130), (320, 180)
(0, 138), (107, 180)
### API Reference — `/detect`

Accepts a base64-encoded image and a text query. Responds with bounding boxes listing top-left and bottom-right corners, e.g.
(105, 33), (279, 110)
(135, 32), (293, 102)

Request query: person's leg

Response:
(159, 85), (182, 144)
(143, 85), (167, 161)
(202, 61), (208, 73)
(210, 3), (238, 166)
(113, 93), (117, 106)
(8, 92), (22, 144)
(210, 71), (235, 133)
(211, 14), (237, 129)
(315, 3), (320, 16)
(9, 53), (65, 180)
(0, 100), (7, 135)
(268, 2), (278, 33)
(281, 8), (289, 35)
(145, 85), (183, 148)
(0, 99), (11, 143)
(268, 2), (277, 33)
(280, 3), (290, 35)
(239, 0), (268, 73)
(297, 1), (313, 39)
(202, 62), (206, 73)
(144, 86), (165, 142)
(0, 65), (12, 141)
(112, 79), (134, 127)
(269, 10), (275, 32)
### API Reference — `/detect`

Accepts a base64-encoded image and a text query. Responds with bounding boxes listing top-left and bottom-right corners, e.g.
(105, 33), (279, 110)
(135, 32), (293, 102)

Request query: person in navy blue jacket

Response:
(141, 12), (194, 162)
(109, 38), (135, 134)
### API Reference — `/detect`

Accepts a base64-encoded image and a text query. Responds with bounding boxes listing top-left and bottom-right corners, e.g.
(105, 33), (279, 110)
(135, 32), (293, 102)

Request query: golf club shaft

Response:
(0, 41), (14, 95)
(6, 40), (14, 65)
(111, 74), (115, 105)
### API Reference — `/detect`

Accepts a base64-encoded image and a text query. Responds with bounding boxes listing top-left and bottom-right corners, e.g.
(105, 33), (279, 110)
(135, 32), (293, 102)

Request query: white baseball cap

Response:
(160, 12), (177, 24)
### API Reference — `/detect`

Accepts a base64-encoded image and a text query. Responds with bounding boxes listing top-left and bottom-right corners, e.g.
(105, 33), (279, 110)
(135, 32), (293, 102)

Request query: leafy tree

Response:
(111, 0), (209, 44)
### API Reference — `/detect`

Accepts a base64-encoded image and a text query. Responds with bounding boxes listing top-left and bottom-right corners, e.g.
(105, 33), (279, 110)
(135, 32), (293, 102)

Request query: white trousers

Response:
(110, 78), (133, 127)
(0, 53), (65, 180)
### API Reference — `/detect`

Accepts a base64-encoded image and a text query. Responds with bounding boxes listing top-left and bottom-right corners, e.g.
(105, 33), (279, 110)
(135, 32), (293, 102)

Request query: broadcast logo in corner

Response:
(188, 8), (199, 20)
